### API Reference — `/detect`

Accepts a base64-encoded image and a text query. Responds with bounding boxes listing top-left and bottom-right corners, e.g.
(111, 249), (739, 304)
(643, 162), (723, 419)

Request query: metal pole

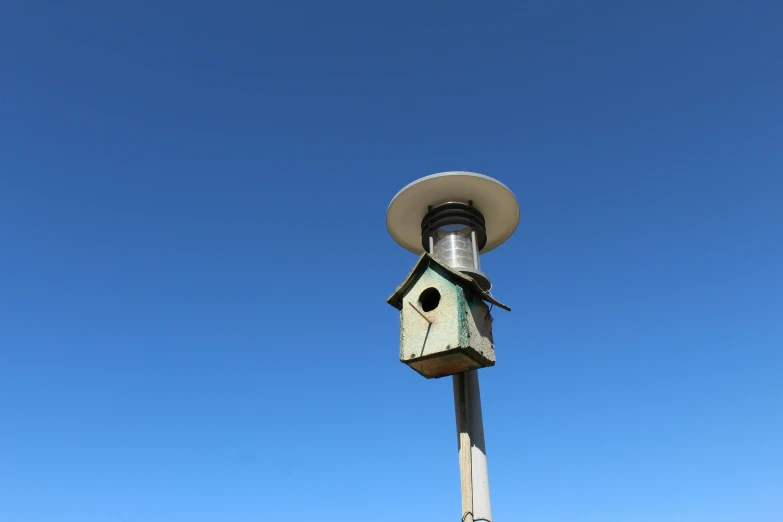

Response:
(470, 230), (481, 270)
(441, 228), (491, 521)
(425, 223), (493, 520)
(453, 370), (492, 522)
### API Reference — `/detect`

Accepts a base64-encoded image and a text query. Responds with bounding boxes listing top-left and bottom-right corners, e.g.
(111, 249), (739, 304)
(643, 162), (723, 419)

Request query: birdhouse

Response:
(387, 253), (510, 379)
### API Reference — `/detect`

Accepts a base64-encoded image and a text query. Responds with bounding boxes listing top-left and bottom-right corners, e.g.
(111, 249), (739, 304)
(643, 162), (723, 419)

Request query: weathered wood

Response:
(396, 265), (498, 379)
(454, 373), (474, 522)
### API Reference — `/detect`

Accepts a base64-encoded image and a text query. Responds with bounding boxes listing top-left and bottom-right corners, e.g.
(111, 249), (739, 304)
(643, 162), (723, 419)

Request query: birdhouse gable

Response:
(386, 253), (510, 312)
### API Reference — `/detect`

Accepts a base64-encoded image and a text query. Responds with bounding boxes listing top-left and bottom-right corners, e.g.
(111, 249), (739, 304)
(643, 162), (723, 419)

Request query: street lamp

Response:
(386, 171), (519, 522)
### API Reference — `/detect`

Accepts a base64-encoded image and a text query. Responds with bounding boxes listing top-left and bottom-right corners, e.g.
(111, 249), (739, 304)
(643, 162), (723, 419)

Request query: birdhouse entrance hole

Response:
(419, 287), (441, 312)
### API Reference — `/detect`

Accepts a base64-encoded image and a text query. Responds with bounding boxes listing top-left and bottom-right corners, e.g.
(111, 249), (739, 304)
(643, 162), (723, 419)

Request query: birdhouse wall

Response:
(400, 267), (462, 361)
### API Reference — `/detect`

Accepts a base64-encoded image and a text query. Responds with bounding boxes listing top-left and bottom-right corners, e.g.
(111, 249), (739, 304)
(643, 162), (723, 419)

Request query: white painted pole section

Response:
(454, 370), (492, 522)
(466, 370), (491, 521)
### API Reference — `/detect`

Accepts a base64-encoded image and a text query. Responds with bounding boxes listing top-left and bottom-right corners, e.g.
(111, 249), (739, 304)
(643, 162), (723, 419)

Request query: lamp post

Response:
(386, 172), (519, 522)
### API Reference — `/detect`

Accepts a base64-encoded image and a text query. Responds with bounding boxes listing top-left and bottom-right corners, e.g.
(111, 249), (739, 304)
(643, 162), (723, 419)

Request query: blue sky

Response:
(1, 1), (781, 521)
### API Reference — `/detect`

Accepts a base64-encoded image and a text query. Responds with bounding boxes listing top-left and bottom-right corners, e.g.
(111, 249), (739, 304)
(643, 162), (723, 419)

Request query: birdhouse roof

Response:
(386, 253), (511, 312)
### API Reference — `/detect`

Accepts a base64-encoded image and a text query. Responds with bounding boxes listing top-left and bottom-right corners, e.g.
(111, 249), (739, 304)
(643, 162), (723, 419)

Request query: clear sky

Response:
(1, 2), (782, 521)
